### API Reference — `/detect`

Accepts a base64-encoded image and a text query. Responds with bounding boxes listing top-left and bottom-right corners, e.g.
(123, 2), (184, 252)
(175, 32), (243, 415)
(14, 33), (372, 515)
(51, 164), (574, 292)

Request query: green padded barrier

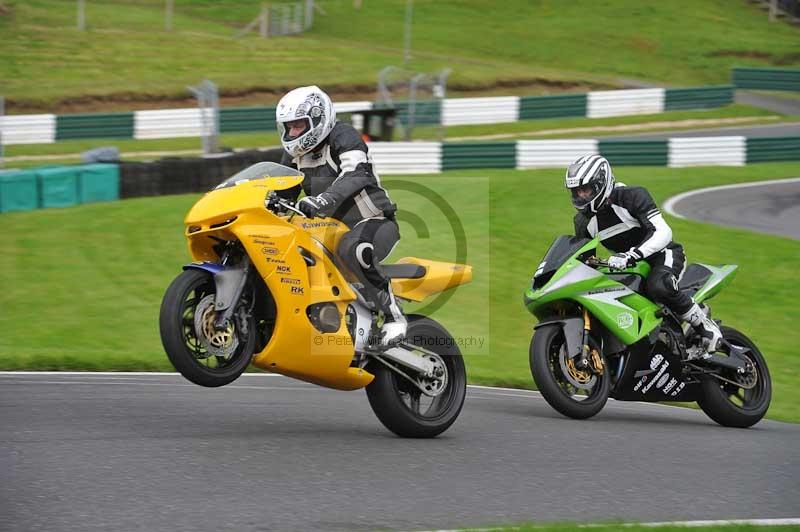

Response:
(442, 142), (516, 170)
(519, 94), (588, 120)
(56, 112), (135, 140)
(665, 86), (734, 110)
(599, 140), (669, 166)
(375, 101), (442, 127)
(746, 136), (800, 163)
(0, 171), (39, 213)
(38, 167), (80, 208)
(732, 68), (800, 91)
(219, 107), (276, 133)
(79, 164), (120, 203)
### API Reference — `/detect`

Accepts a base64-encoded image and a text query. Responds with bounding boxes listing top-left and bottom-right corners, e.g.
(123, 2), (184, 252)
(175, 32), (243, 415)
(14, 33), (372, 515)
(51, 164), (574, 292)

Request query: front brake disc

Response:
(194, 294), (239, 359)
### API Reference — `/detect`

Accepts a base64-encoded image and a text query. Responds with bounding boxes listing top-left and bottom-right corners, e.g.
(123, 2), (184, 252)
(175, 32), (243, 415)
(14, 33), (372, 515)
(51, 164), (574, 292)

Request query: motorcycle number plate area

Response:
(613, 340), (700, 403)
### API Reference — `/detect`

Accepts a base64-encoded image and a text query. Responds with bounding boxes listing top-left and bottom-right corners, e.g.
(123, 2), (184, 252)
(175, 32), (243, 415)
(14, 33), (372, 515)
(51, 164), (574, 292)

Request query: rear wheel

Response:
(697, 326), (771, 428)
(366, 316), (467, 438)
(159, 269), (256, 387)
(530, 324), (610, 419)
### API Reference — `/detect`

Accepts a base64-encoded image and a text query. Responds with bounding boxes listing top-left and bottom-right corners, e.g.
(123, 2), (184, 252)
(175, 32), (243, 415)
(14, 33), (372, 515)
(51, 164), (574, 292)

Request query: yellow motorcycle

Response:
(159, 162), (472, 437)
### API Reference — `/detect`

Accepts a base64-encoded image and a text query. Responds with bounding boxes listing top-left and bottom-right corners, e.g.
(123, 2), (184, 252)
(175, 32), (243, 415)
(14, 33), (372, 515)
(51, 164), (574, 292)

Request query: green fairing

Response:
(693, 264), (738, 303)
(524, 236), (738, 345)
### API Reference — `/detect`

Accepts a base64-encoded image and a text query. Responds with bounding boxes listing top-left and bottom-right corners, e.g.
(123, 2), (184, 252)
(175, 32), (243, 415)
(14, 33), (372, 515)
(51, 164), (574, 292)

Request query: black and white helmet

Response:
(276, 85), (336, 158)
(565, 155), (615, 213)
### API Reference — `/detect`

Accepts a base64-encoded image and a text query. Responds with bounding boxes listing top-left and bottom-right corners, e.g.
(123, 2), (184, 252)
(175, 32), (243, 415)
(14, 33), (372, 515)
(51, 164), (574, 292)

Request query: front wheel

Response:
(530, 324), (610, 419)
(697, 326), (771, 428)
(366, 316), (467, 438)
(159, 269), (256, 387)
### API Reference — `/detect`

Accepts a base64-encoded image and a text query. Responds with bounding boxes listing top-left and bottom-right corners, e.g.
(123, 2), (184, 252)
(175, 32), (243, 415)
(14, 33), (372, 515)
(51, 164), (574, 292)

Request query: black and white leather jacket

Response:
(279, 122), (397, 228)
(573, 184), (678, 262)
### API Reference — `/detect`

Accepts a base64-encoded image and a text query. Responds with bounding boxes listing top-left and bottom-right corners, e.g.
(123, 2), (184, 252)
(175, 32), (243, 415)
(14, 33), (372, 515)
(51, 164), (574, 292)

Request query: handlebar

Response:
(585, 256), (609, 268)
(265, 192), (308, 218)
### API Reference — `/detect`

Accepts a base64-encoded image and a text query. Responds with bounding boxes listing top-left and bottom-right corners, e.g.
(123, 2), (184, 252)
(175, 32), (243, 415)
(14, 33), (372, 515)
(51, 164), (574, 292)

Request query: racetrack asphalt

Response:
(1, 373), (798, 532)
(664, 178), (800, 240)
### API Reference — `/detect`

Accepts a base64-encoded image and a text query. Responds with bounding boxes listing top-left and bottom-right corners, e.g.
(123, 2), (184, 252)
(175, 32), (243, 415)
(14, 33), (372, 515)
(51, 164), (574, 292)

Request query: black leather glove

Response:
(265, 192), (289, 214)
(297, 193), (334, 218)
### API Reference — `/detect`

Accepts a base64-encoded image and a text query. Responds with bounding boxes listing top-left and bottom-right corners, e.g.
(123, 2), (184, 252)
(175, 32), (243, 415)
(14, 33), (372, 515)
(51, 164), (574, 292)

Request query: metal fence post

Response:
(407, 73), (425, 141)
(260, 4), (269, 38)
(188, 80), (219, 155)
(165, 0), (174, 31)
(435, 68), (451, 142)
(77, 0), (86, 30)
(403, 0), (413, 65)
(305, 0), (314, 29)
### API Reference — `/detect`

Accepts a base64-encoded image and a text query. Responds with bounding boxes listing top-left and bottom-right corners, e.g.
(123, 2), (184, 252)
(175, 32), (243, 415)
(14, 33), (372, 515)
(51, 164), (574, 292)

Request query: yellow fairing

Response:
(184, 177), (373, 391)
(391, 258), (473, 301)
(182, 172), (471, 391)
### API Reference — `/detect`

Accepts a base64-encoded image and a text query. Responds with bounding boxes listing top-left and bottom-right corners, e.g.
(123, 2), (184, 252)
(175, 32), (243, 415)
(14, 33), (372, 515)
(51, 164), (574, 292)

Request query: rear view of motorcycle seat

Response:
(380, 263), (427, 279)
(678, 264), (713, 297)
(388, 258), (472, 301)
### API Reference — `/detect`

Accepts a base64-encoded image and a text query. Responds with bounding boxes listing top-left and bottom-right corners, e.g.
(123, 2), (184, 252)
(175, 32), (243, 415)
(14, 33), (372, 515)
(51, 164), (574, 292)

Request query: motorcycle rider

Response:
(269, 85), (406, 346)
(566, 155), (722, 358)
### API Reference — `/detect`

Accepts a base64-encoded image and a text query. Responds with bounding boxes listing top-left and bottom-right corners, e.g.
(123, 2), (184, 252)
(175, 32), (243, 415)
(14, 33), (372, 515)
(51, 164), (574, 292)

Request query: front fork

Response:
(579, 308), (604, 375)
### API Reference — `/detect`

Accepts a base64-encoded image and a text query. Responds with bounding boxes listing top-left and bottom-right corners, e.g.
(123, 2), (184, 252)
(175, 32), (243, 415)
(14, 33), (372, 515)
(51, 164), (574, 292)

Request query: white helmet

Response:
(276, 86), (336, 158)
(565, 155), (615, 213)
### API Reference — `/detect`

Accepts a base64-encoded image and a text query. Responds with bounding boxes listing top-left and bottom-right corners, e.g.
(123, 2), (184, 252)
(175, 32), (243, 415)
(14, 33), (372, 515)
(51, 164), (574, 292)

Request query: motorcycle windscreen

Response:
(532, 235), (592, 289)
(214, 162), (304, 190)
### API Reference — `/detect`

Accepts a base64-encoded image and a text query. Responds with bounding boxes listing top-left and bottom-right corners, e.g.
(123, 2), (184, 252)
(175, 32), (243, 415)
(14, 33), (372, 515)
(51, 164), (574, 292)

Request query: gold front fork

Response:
(583, 308), (604, 374)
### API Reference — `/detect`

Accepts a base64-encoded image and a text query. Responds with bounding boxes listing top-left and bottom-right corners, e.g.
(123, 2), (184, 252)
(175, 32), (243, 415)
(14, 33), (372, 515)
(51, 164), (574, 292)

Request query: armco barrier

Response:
(669, 137), (746, 167)
(441, 97), (519, 126)
(4, 137), (798, 214)
(442, 142), (516, 170)
(519, 94), (587, 120)
(665, 86), (735, 111)
(516, 139), (598, 169)
(1, 85), (745, 145)
(587, 88), (665, 118)
(732, 68), (800, 91)
(746, 136), (800, 163)
(599, 140), (669, 166)
(219, 107), (276, 133)
(370, 142), (441, 174)
(0, 114), (55, 144)
(387, 100), (442, 127)
(134, 108), (214, 140)
(56, 113), (135, 140)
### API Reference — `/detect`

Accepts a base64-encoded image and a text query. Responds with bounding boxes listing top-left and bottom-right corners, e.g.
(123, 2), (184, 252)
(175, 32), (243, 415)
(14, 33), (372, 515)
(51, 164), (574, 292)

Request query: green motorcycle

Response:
(523, 235), (771, 428)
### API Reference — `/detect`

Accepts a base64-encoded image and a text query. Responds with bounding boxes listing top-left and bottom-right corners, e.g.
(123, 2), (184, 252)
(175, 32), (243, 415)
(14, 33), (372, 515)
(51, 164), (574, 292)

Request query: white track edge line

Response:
(0, 372), (699, 413)
(662, 177), (800, 220)
(419, 517), (800, 532)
